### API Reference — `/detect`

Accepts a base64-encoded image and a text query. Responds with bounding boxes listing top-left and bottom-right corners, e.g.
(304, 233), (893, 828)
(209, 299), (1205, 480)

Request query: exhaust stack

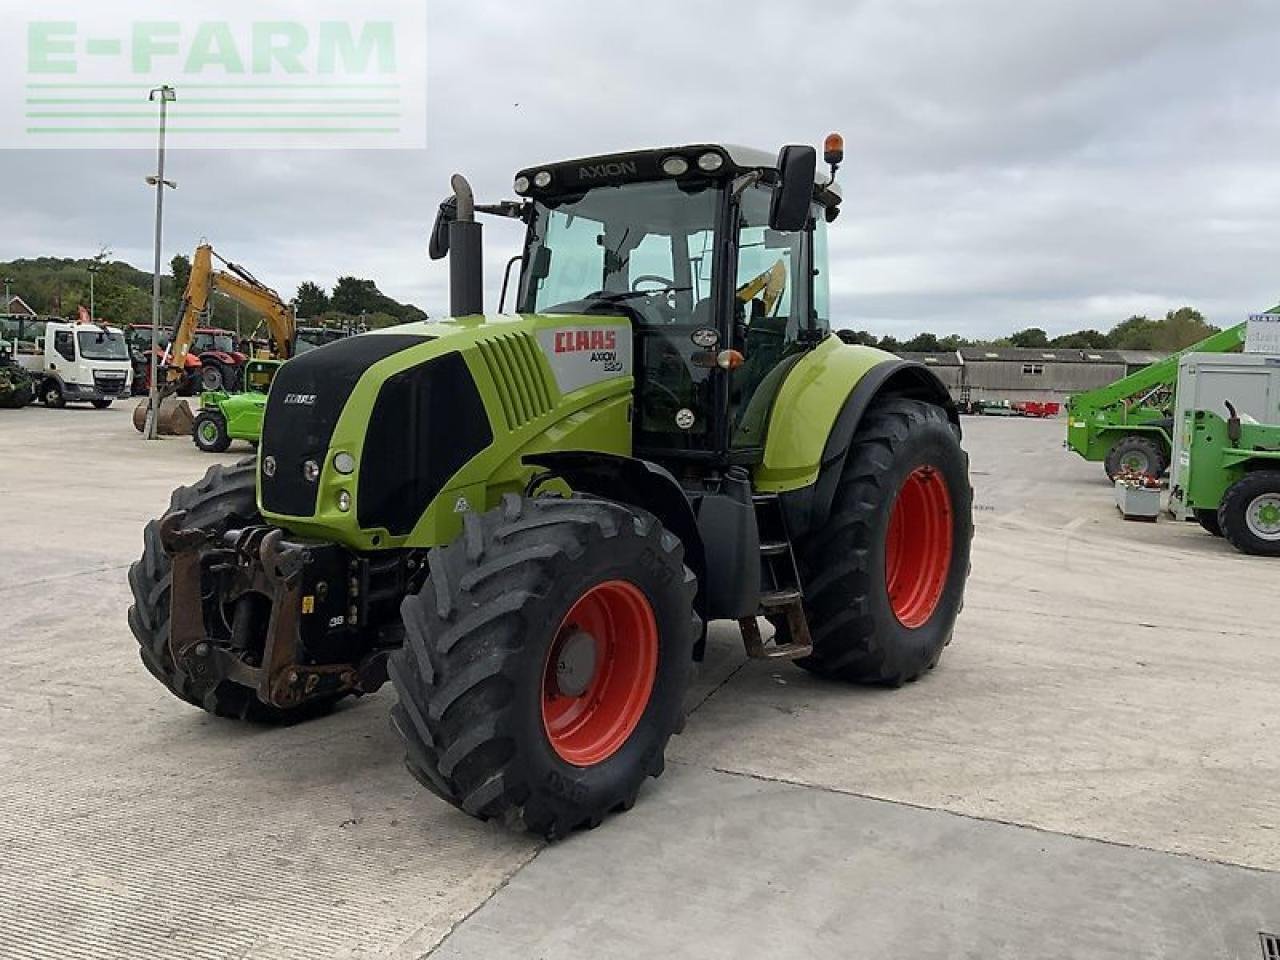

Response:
(448, 174), (484, 318)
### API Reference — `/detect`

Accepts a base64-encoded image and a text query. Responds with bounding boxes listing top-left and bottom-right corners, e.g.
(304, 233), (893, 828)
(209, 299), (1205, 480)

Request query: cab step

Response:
(738, 490), (812, 661)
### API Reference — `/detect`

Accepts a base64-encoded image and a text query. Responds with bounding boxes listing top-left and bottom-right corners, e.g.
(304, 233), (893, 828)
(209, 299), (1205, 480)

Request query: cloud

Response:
(2, 0), (1279, 338)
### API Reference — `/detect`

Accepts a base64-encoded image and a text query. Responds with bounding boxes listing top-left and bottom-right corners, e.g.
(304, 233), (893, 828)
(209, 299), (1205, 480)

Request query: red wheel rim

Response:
(885, 466), (954, 629)
(541, 580), (658, 767)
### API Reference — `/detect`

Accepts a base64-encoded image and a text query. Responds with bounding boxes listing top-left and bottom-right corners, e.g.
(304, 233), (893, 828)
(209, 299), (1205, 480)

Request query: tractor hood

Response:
(257, 313), (634, 550)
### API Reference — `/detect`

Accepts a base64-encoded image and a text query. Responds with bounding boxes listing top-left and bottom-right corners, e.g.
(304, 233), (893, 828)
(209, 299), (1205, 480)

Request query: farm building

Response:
(896, 347), (1165, 407)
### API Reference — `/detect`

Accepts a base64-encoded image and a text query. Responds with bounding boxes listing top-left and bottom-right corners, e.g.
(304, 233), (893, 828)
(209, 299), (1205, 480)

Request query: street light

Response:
(2, 277), (13, 315)
(144, 84), (176, 441)
(87, 263), (101, 321)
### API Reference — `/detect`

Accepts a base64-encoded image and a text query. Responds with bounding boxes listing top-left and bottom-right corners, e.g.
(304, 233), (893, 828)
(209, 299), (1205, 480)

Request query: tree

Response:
(1050, 329), (1111, 349)
(878, 335), (903, 353)
(1109, 315), (1157, 350)
(1156, 307), (1216, 351)
(1009, 327), (1049, 348)
(902, 332), (941, 353)
(170, 254), (191, 295)
(330, 276), (381, 316)
(294, 281), (331, 318)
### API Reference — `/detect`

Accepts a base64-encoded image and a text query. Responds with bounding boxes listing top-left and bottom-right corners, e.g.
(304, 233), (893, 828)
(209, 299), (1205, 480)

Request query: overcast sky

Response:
(2, 0), (1280, 339)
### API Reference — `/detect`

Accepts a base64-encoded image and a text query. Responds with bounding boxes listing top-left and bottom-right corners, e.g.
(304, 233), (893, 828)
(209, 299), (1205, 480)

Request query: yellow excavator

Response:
(133, 243), (297, 434)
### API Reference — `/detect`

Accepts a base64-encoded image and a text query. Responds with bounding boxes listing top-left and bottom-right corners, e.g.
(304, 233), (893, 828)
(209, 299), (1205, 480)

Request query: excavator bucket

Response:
(132, 395), (195, 435)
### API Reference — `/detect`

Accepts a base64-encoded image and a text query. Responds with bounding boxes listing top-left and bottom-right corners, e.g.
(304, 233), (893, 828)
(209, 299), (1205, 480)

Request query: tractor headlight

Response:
(333, 451), (356, 475)
(697, 151), (724, 172)
(533, 170), (552, 188)
(661, 155), (689, 176)
(336, 490), (352, 513)
(513, 175), (531, 195)
(303, 459), (320, 483)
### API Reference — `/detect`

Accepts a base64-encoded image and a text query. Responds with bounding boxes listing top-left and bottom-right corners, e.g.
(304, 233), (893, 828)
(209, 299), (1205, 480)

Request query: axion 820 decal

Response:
(535, 325), (633, 396)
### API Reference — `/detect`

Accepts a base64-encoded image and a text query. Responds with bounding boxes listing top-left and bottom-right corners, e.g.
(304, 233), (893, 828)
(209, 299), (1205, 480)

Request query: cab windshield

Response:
(193, 332), (236, 353)
(519, 178), (724, 452)
(77, 330), (128, 361)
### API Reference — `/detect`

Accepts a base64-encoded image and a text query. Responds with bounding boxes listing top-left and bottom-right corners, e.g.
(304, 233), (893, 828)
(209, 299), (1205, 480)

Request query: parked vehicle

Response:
(13, 318), (132, 408)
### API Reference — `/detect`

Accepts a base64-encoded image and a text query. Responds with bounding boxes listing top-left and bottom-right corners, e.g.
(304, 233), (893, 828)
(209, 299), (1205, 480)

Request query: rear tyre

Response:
(200, 363), (226, 392)
(91, 397), (113, 409)
(1194, 508), (1223, 538)
(389, 495), (699, 838)
(127, 459), (345, 721)
(1105, 435), (1167, 481)
(192, 410), (232, 453)
(789, 398), (973, 685)
(41, 381), (65, 408)
(1218, 471), (1280, 557)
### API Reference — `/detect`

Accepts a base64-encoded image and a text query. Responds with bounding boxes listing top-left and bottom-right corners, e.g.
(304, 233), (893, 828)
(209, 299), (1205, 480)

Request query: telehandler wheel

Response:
(1194, 508), (1223, 538)
(790, 398), (972, 686)
(127, 459), (347, 722)
(389, 494), (699, 839)
(1218, 471), (1280, 557)
(91, 398), (113, 409)
(192, 410), (232, 453)
(1104, 436), (1166, 481)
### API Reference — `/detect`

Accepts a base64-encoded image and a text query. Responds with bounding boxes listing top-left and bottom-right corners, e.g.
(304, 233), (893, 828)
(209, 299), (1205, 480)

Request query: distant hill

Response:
(0, 255), (427, 332)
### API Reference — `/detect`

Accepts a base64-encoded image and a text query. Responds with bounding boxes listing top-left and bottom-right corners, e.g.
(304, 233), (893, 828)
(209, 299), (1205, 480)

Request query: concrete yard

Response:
(1, 405), (1277, 959)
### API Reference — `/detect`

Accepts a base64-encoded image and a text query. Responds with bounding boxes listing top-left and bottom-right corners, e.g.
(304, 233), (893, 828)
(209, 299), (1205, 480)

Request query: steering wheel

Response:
(631, 274), (676, 293)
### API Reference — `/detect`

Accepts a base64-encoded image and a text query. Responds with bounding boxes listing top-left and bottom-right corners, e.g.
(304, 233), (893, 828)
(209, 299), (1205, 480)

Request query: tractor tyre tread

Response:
(390, 494), (699, 839)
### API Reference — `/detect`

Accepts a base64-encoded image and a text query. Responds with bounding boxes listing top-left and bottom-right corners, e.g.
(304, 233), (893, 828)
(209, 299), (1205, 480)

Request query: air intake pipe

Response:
(448, 174), (484, 318)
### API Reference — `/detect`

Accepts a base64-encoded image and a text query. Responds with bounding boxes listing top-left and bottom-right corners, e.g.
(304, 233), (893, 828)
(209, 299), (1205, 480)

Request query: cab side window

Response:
(730, 186), (810, 449)
(54, 331), (75, 362)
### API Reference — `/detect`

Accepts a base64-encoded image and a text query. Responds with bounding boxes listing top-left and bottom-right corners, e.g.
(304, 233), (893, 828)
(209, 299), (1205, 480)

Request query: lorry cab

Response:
(19, 321), (133, 408)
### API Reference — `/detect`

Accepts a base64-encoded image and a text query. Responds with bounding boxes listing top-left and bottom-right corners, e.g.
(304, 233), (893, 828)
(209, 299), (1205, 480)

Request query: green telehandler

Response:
(1064, 321), (1260, 479)
(129, 139), (973, 838)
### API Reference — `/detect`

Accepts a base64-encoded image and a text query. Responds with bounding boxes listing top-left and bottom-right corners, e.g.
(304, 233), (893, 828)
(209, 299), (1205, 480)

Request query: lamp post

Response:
(144, 84), (177, 441)
(3, 277), (13, 314)
(87, 263), (101, 321)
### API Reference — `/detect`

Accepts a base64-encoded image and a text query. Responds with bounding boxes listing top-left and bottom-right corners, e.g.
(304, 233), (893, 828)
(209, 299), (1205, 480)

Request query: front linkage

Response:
(158, 510), (415, 711)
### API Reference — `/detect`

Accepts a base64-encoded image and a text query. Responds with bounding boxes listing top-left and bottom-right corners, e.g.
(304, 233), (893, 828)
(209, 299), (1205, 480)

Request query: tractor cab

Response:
(436, 141), (844, 464)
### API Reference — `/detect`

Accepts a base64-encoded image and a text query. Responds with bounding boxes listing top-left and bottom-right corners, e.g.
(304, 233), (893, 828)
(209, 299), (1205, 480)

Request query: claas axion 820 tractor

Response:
(129, 136), (973, 837)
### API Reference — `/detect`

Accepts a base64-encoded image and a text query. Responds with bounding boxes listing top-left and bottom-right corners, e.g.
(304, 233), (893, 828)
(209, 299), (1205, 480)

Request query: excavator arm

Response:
(163, 243), (296, 384)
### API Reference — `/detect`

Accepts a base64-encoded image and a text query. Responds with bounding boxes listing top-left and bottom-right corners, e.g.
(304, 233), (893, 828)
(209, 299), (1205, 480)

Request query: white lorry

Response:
(11, 319), (134, 408)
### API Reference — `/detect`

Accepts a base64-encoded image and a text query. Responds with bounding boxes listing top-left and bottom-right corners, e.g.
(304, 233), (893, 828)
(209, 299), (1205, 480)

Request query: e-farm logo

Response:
(1, 0), (426, 149)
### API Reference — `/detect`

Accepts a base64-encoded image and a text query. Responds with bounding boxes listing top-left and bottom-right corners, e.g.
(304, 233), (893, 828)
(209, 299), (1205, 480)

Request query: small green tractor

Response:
(129, 140), (973, 837)
(0, 343), (35, 408)
(192, 329), (359, 453)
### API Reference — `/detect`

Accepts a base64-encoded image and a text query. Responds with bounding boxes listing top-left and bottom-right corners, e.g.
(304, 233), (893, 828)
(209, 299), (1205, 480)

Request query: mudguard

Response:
(755, 336), (957, 539)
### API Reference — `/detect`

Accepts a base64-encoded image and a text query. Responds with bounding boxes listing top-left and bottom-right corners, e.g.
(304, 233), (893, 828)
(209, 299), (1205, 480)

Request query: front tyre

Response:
(1218, 471), (1280, 557)
(389, 495), (699, 839)
(791, 398), (973, 685)
(192, 410), (232, 453)
(1105, 435), (1167, 481)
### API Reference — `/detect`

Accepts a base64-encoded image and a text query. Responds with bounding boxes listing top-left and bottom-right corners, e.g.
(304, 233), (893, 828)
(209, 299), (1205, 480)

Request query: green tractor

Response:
(0, 343), (35, 408)
(129, 139), (973, 838)
(191, 359), (279, 453)
(1172, 402), (1280, 555)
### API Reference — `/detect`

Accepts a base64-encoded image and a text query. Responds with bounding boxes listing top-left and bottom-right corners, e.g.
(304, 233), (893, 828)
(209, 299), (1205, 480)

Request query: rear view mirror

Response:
(429, 196), (457, 261)
(769, 145), (817, 232)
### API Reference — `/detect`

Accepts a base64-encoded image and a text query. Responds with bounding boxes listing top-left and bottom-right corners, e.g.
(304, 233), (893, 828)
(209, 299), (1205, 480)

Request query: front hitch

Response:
(158, 514), (371, 711)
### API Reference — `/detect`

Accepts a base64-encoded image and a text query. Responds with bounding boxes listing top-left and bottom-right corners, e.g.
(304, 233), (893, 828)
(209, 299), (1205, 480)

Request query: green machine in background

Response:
(191, 358), (278, 453)
(1168, 352), (1280, 556)
(1065, 320), (1256, 479)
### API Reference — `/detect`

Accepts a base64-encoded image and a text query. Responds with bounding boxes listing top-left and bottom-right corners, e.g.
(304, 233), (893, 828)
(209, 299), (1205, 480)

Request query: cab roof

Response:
(515, 143), (842, 207)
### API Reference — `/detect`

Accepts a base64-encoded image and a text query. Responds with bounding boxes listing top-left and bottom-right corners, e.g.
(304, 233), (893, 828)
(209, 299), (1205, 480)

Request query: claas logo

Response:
(554, 329), (617, 353)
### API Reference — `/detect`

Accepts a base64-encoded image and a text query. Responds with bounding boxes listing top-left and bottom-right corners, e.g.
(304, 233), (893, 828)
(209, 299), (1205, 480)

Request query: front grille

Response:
(357, 351), (492, 536)
(93, 371), (127, 394)
(475, 332), (553, 429)
(260, 334), (430, 517)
